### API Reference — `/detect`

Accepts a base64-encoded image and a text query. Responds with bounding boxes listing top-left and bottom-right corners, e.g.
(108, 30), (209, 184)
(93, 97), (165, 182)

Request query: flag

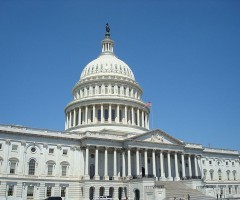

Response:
(144, 102), (152, 108)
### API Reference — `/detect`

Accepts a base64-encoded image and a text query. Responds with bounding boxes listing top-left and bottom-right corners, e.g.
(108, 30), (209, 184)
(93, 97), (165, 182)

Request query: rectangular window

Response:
(49, 148), (54, 154)
(112, 109), (115, 121)
(46, 187), (52, 197)
(111, 86), (114, 94)
(63, 149), (68, 155)
(62, 166), (67, 176)
(8, 185), (14, 196)
(232, 162), (235, 166)
(10, 162), (16, 174)
(97, 109), (101, 122)
(119, 110), (122, 122)
(27, 186), (34, 197)
(104, 109), (108, 121)
(61, 187), (66, 197)
(0, 143), (2, 150)
(47, 164), (53, 175)
(209, 161), (212, 165)
(90, 110), (93, 122)
(12, 144), (18, 151)
(226, 161), (228, 166)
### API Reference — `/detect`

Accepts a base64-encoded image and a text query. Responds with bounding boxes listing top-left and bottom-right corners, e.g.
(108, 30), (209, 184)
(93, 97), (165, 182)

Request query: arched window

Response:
(46, 160), (56, 176)
(118, 187), (123, 200)
(209, 170), (214, 181)
(233, 170), (237, 180)
(28, 159), (36, 175)
(109, 187), (114, 198)
(227, 170), (230, 180)
(218, 169), (222, 180)
(60, 161), (69, 177)
(99, 187), (104, 196)
(203, 169), (207, 180)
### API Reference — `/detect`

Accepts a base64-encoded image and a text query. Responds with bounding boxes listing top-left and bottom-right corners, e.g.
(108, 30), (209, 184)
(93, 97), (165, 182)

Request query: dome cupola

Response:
(64, 24), (150, 134)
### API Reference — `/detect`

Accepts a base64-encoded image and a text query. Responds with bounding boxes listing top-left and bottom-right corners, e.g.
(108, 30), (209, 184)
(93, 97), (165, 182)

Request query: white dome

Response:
(80, 54), (135, 80)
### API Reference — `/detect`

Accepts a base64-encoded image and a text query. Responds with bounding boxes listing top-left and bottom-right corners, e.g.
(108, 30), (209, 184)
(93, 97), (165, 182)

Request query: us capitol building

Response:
(0, 25), (240, 200)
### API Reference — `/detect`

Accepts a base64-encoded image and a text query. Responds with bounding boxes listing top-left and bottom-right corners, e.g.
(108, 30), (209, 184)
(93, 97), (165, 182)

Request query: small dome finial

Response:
(105, 23), (110, 37)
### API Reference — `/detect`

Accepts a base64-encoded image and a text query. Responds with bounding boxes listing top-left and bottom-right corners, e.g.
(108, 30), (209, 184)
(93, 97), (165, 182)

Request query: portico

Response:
(82, 144), (202, 182)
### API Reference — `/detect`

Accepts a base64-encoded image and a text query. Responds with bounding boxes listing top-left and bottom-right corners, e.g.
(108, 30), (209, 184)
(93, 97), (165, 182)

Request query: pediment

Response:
(130, 129), (184, 146)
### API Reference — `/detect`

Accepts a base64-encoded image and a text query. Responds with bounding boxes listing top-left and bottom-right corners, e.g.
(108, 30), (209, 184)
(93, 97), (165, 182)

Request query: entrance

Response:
(134, 189), (140, 200)
(142, 167), (145, 177)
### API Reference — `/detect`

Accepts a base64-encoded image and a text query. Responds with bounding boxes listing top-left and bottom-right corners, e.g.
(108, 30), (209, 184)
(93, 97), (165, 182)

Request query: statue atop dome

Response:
(105, 23), (110, 37)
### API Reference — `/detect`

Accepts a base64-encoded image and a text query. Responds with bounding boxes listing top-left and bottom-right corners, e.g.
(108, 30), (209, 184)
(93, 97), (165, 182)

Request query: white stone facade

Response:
(0, 28), (239, 200)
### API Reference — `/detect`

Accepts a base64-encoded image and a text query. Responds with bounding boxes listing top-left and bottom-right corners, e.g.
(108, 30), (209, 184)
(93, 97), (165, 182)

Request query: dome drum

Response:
(72, 82), (142, 101)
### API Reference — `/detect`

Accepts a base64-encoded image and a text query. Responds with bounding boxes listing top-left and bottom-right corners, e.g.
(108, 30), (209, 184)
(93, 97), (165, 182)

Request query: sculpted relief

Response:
(151, 133), (164, 143)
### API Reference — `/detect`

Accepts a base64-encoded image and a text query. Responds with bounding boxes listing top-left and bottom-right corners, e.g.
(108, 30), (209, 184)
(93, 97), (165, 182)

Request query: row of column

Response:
(65, 104), (149, 129)
(74, 84), (141, 100)
(84, 146), (201, 181)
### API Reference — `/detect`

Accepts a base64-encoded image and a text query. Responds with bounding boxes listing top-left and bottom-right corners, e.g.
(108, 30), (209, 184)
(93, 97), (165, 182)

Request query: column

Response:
(108, 104), (112, 123)
(144, 149), (148, 177)
(194, 155), (199, 177)
(116, 104), (119, 123)
(85, 106), (88, 124)
(73, 109), (76, 126)
(131, 107), (135, 125)
(113, 148), (118, 180)
(84, 146), (89, 179)
(104, 147), (109, 180)
(141, 111), (144, 127)
(124, 106), (127, 124)
(78, 107), (82, 125)
(167, 151), (173, 181)
(160, 151), (166, 180)
(152, 150), (156, 178)
(122, 151), (126, 177)
(127, 148), (132, 177)
(65, 114), (67, 129)
(181, 153), (186, 179)
(69, 111), (72, 128)
(198, 156), (202, 179)
(101, 104), (104, 123)
(136, 148), (140, 176)
(94, 147), (100, 180)
(174, 152), (180, 181)
(137, 108), (140, 126)
(188, 155), (192, 178)
(145, 114), (148, 129)
(93, 105), (96, 123)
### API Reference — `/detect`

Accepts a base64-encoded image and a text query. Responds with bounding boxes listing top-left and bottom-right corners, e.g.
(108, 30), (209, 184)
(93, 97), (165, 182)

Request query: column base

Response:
(174, 177), (180, 181)
(104, 175), (109, 180)
(160, 176), (166, 181)
(167, 176), (173, 181)
(94, 175), (100, 180)
(113, 176), (119, 180)
(84, 175), (90, 180)
(126, 176), (132, 180)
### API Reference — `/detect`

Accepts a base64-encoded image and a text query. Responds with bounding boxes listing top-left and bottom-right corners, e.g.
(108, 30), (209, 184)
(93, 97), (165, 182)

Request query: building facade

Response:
(0, 27), (240, 200)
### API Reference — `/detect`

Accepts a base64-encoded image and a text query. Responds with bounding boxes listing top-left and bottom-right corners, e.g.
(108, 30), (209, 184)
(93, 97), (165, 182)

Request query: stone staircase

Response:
(156, 181), (216, 200)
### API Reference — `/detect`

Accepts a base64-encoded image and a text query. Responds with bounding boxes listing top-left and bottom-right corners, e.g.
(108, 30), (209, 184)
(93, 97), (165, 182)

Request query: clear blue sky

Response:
(0, 0), (240, 151)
